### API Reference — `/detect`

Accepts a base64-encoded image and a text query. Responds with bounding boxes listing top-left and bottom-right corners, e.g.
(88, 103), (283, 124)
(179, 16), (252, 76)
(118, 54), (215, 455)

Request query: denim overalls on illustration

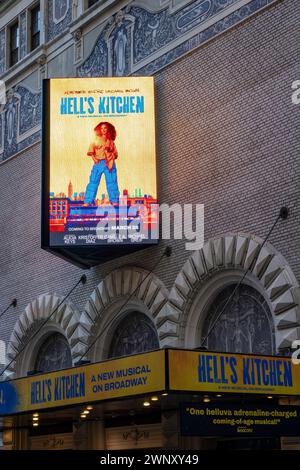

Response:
(84, 160), (120, 204)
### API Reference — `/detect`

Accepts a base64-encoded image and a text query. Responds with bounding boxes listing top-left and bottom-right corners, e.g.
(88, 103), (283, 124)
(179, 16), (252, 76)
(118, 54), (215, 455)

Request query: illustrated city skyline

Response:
(49, 181), (156, 203)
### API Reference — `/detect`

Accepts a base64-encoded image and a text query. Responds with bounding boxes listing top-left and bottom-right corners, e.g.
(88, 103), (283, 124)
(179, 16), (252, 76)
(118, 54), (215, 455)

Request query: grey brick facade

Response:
(0, 0), (299, 375)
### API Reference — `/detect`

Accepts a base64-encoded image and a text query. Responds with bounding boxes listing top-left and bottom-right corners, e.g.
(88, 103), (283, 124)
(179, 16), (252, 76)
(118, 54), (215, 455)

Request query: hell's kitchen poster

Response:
(44, 77), (157, 247)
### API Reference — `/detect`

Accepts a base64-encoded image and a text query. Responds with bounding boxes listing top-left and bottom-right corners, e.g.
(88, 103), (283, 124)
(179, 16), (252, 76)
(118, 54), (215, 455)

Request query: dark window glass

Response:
(10, 22), (19, 66)
(31, 5), (40, 51)
(201, 284), (275, 355)
(88, 0), (99, 8)
(109, 312), (159, 359)
(34, 333), (72, 373)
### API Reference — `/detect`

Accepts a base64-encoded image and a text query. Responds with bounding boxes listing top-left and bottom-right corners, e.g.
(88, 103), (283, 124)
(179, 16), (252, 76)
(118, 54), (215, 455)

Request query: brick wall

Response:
(0, 0), (299, 349)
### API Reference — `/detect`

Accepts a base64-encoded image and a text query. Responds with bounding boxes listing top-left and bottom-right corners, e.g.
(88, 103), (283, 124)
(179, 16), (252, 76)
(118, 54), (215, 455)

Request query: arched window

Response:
(202, 284), (275, 355)
(34, 333), (72, 373)
(109, 312), (159, 359)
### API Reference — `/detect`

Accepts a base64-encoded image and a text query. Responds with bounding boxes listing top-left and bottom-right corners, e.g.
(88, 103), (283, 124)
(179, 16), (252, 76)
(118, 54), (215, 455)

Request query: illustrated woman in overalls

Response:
(84, 122), (120, 204)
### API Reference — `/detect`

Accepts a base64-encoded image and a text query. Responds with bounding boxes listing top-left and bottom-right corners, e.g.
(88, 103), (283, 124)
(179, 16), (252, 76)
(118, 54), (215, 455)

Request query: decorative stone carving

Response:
(77, 23), (110, 77)
(136, 0), (276, 75)
(72, 28), (82, 42)
(164, 234), (300, 351)
(15, 85), (41, 135)
(1, 85), (41, 161)
(74, 267), (169, 360)
(4, 294), (81, 379)
(36, 54), (47, 88)
(113, 27), (128, 76)
(5, 90), (17, 147)
(53, 0), (69, 24)
(72, 28), (83, 64)
(47, 0), (72, 42)
(36, 54), (47, 67)
(72, 0), (79, 20)
(114, 9), (125, 26)
(77, 0), (276, 78)
(0, 1), (277, 161)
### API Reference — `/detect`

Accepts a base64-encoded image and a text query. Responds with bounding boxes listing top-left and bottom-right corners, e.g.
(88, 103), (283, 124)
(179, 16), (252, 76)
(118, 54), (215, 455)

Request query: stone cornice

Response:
(0, 0), (22, 16)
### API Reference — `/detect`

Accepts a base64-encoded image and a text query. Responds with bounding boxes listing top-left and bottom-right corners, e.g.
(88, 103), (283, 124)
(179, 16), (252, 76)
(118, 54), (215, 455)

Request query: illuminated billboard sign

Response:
(42, 77), (157, 267)
(1, 349), (300, 417)
(168, 349), (300, 396)
(0, 350), (165, 416)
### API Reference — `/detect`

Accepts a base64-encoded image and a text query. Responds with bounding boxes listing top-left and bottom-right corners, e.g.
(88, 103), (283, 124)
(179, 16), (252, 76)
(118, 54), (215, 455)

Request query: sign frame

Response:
(0, 349), (166, 417)
(1, 348), (300, 418)
(41, 77), (159, 269)
(167, 348), (300, 397)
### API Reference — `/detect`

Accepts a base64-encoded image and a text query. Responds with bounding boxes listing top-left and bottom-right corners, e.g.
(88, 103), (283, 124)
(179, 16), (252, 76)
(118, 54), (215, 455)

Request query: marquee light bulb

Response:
(150, 396), (159, 402)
